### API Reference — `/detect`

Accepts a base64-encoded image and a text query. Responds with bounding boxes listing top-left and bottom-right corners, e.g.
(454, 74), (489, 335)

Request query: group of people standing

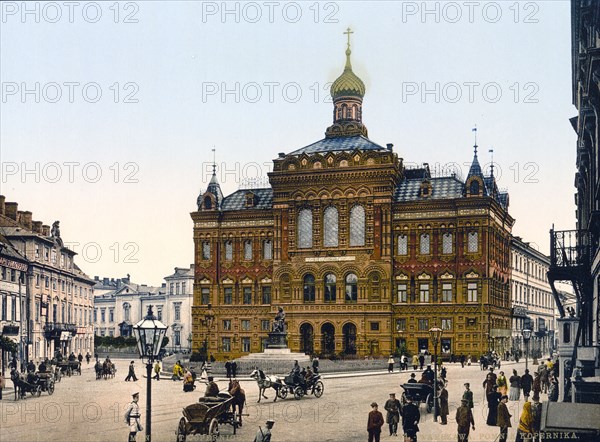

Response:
(367, 393), (420, 442)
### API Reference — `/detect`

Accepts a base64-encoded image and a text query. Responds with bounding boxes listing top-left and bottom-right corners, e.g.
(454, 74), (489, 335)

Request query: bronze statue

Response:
(273, 307), (286, 333)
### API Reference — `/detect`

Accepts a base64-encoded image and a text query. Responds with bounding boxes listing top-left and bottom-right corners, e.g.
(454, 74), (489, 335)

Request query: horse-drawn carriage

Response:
(400, 383), (434, 413)
(57, 360), (81, 377)
(279, 373), (324, 400)
(95, 360), (116, 380)
(11, 371), (55, 398)
(176, 393), (242, 441)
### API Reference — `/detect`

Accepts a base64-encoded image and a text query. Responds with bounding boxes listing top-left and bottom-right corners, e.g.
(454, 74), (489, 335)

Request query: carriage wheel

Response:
(48, 380), (55, 395)
(208, 418), (219, 437)
(176, 417), (187, 442)
(35, 386), (42, 397)
(426, 394), (433, 413)
(313, 381), (324, 398)
(277, 387), (288, 399)
(293, 386), (304, 400)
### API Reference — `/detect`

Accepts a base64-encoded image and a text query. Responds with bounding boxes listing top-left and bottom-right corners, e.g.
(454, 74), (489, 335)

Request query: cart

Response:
(175, 393), (241, 441)
(278, 373), (324, 400)
(400, 383), (434, 413)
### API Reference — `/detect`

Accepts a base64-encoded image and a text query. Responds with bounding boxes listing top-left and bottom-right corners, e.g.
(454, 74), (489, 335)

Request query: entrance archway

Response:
(342, 323), (357, 354)
(321, 323), (335, 355)
(300, 323), (314, 355)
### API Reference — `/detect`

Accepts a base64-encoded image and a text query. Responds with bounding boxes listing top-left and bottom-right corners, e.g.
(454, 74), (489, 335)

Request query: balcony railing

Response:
(43, 322), (77, 338)
(550, 229), (591, 268)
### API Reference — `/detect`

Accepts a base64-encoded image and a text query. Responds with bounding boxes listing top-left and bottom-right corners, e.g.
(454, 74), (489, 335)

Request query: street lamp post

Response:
(429, 327), (442, 421)
(132, 305), (168, 442)
(522, 328), (532, 373)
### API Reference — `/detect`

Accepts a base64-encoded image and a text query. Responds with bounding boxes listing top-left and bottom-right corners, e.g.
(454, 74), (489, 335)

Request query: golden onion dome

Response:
(330, 47), (366, 100)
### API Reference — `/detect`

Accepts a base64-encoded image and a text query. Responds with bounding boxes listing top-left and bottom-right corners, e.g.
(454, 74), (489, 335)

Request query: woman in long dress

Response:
(509, 369), (521, 401)
(496, 371), (508, 396)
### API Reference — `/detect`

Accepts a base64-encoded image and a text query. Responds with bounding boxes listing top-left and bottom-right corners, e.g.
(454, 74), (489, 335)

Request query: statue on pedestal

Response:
(272, 307), (286, 333)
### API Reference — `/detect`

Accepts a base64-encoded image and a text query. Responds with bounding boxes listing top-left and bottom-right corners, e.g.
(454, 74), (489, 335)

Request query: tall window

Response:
(442, 283), (453, 302)
(174, 303), (181, 321)
(263, 240), (273, 260)
(303, 274), (315, 302)
(201, 287), (210, 305)
(174, 331), (181, 346)
(222, 337), (231, 352)
(261, 286), (271, 304)
(202, 241), (210, 260)
(419, 283), (430, 302)
(225, 241), (233, 261)
(396, 318), (406, 331)
(243, 287), (252, 304)
(349, 205), (365, 246)
(241, 319), (251, 331)
(261, 320), (270, 331)
(244, 240), (253, 260)
(420, 234), (430, 255)
(397, 234), (408, 255)
(324, 274), (336, 302)
(123, 303), (131, 321)
(182, 282), (186, 294)
(157, 307), (162, 321)
(297, 208), (313, 248)
(467, 282), (478, 302)
(442, 233), (453, 254)
(345, 273), (358, 302)
(418, 319), (429, 331)
(397, 284), (407, 303)
(223, 320), (231, 330)
(176, 283), (180, 295)
(323, 206), (339, 247)
(224, 287), (233, 304)
(242, 337), (251, 352)
(441, 318), (452, 330)
(101, 309), (105, 323)
(467, 231), (478, 253)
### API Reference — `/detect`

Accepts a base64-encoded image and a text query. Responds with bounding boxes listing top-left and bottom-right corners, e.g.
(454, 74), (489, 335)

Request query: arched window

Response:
(244, 240), (253, 260)
(420, 233), (430, 255)
(323, 206), (339, 247)
(397, 234), (408, 255)
(467, 231), (478, 253)
(345, 273), (358, 302)
(349, 205), (365, 246)
(303, 274), (315, 302)
(204, 196), (212, 209)
(224, 241), (233, 261)
(297, 209), (313, 248)
(442, 233), (453, 254)
(469, 180), (480, 196)
(324, 274), (336, 302)
(263, 239), (273, 260)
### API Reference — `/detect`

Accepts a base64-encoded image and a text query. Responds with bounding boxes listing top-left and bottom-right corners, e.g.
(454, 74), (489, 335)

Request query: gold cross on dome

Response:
(344, 27), (353, 48)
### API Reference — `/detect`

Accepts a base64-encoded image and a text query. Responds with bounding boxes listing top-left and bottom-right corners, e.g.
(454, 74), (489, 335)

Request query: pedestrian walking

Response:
(125, 361), (138, 382)
(124, 392), (142, 442)
(367, 402), (384, 442)
(497, 371), (508, 396)
(438, 384), (449, 425)
(418, 354), (425, 370)
(548, 375), (559, 402)
(312, 356), (319, 374)
(486, 385), (501, 426)
(496, 395), (511, 442)
(532, 371), (541, 398)
(225, 361), (232, 378)
(460, 354), (466, 368)
(515, 392), (539, 442)
(521, 369), (533, 400)
(231, 361), (237, 378)
(85, 352), (91, 364)
(540, 365), (549, 394)
(412, 355), (419, 370)
(509, 369), (521, 401)
(387, 355), (395, 373)
(462, 383), (474, 409)
(483, 373), (496, 397)
(456, 398), (475, 442)
(467, 354), (472, 366)
(384, 393), (401, 436)
(153, 361), (161, 381)
(254, 419), (274, 442)
(401, 396), (420, 442)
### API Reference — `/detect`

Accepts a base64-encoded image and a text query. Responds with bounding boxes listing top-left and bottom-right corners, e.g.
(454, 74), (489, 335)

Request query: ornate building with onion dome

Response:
(191, 33), (514, 360)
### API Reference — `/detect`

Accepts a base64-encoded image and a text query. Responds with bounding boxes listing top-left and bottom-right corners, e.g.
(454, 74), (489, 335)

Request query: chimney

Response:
(20, 211), (32, 230)
(32, 221), (43, 233)
(5, 202), (18, 220)
(103, 277), (109, 285)
(41, 225), (51, 236)
(0, 195), (5, 215)
(386, 143), (393, 151)
(278, 152), (285, 158)
(94, 276), (99, 281)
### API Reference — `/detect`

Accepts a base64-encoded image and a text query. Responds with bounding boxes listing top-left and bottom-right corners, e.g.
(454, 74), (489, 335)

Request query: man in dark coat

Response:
(225, 361), (232, 378)
(418, 354), (425, 370)
(367, 402), (384, 442)
(231, 361), (237, 378)
(423, 365), (434, 384)
(496, 395), (511, 442)
(460, 354), (466, 368)
(456, 398), (475, 442)
(125, 361), (138, 382)
(462, 383), (474, 409)
(204, 376), (219, 397)
(521, 369), (533, 400)
(401, 395), (420, 441)
(407, 373), (417, 383)
(384, 393), (401, 436)
(312, 356), (319, 374)
(438, 385), (449, 425)
(486, 385), (501, 426)
(532, 371), (542, 397)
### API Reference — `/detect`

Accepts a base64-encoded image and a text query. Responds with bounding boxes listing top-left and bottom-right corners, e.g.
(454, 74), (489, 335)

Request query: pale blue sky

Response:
(1, 1), (576, 284)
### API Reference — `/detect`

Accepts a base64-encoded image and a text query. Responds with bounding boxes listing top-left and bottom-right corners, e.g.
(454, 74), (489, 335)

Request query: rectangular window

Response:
(223, 320), (231, 331)
(109, 309), (114, 322)
(241, 319), (251, 331)
(395, 318), (406, 331)
(242, 337), (251, 352)
(243, 287), (252, 305)
(419, 283), (430, 303)
(224, 287), (233, 304)
(397, 234), (408, 255)
(418, 319), (429, 331)
(157, 307), (162, 321)
(35, 244), (40, 259)
(467, 231), (478, 253)
(201, 287), (210, 305)
(222, 337), (231, 352)
(94, 309), (97, 322)
(51, 249), (56, 265)
(182, 282), (186, 294)
(225, 241), (233, 261)
(101, 309), (105, 323)
(263, 240), (273, 260)
(261, 286), (271, 304)
(442, 233), (453, 254)
(10, 269), (16, 282)
(442, 283), (453, 302)
(176, 283), (180, 295)
(441, 318), (452, 330)
(174, 331), (181, 346)
(261, 320), (270, 331)
(45, 247), (49, 261)
(35, 300), (40, 321)
(420, 234), (430, 255)
(174, 304), (181, 321)
(109, 330), (114, 337)
(244, 240), (253, 260)
(10, 297), (16, 320)
(36, 274), (40, 287)
(202, 241), (211, 260)
(370, 322), (380, 331)
(467, 283), (478, 302)
(397, 284), (407, 303)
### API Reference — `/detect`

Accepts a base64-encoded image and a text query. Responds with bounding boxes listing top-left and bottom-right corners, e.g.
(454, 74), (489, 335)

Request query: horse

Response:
(94, 361), (103, 380)
(249, 369), (283, 403)
(228, 379), (246, 427)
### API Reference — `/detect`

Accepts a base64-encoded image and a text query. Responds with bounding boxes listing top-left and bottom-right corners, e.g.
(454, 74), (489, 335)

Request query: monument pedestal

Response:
(267, 332), (288, 349)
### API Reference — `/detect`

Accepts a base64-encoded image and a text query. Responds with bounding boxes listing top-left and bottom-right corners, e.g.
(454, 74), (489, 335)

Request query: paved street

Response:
(1, 358), (544, 442)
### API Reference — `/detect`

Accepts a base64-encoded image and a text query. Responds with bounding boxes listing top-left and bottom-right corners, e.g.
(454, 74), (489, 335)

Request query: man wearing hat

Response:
(254, 419), (274, 442)
(462, 383), (474, 409)
(407, 373), (417, 383)
(124, 392), (142, 442)
(204, 376), (219, 397)
(455, 398), (475, 442)
(401, 396), (420, 441)
(384, 393), (401, 436)
(367, 402), (384, 442)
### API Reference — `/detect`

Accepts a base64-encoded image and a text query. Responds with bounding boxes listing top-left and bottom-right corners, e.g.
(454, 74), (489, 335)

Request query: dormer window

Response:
(469, 179), (480, 196)
(420, 180), (432, 198)
(245, 192), (255, 207)
(204, 196), (212, 210)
